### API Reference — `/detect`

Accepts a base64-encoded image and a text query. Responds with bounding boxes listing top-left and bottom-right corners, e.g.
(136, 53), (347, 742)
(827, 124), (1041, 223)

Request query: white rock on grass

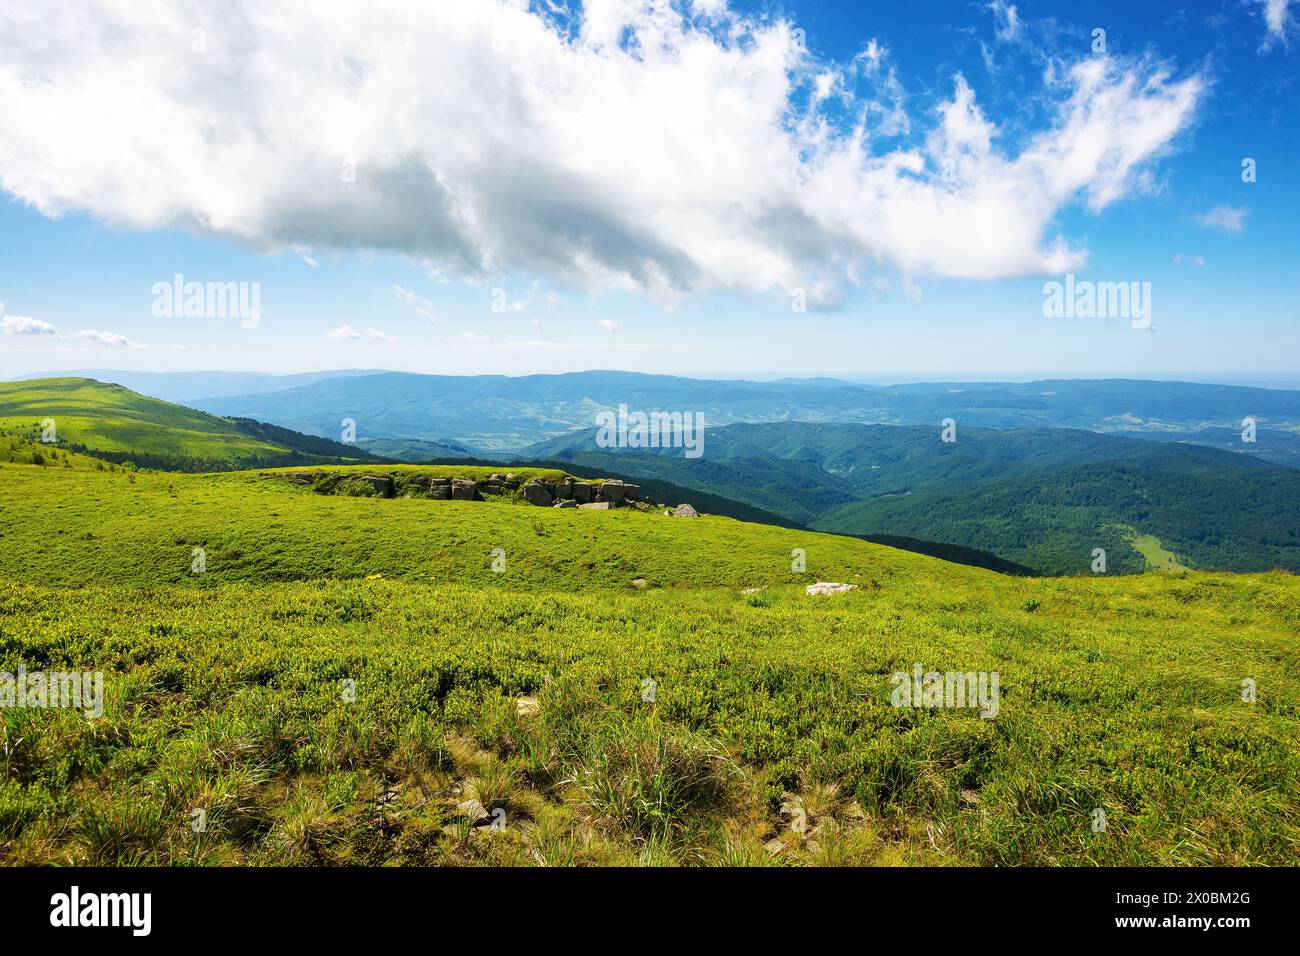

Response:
(805, 582), (858, 596)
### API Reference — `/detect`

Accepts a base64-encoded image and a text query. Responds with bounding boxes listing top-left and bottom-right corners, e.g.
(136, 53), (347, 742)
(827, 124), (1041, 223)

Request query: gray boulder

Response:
(553, 499), (577, 508)
(578, 501), (610, 510)
(673, 503), (699, 517)
(451, 478), (479, 501)
(572, 481), (593, 503)
(597, 480), (627, 504)
(523, 481), (554, 506)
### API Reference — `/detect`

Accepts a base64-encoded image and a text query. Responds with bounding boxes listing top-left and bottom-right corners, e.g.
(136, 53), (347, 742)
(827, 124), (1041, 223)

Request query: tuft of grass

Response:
(570, 715), (736, 844)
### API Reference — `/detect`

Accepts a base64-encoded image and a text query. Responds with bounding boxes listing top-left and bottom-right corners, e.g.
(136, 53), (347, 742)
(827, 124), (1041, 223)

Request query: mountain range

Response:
(6, 370), (1298, 575)
(16, 369), (1298, 466)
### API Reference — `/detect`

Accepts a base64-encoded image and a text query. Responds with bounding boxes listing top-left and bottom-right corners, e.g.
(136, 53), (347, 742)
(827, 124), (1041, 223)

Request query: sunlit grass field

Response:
(1, 464), (1297, 865)
(0, 378), (287, 461)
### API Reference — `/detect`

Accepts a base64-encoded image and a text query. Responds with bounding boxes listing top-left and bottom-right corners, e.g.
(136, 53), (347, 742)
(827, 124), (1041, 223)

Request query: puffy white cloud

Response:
(2, 315), (56, 336)
(365, 327), (396, 343)
(596, 318), (618, 333)
(79, 329), (140, 348)
(1196, 205), (1247, 233)
(0, 0), (1203, 307)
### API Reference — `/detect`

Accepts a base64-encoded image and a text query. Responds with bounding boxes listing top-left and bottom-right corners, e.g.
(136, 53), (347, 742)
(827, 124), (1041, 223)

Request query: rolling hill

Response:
(0, 377), (382, 471)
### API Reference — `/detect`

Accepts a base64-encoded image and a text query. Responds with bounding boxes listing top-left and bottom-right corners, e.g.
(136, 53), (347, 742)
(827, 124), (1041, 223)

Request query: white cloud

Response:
(459, 330), (491, 342)
(1254, 0), (1293, 45)
(327, 323), (394, 342)
(292, 244), (319, 267)
(0, 0), (1204, 307)
(988, 1), (1022, 42)
(392, 283), (436, 322)
(1196, 205), (1247, 233)
(2, 315), (56, 336)
(79, 329), (140, 348)
(596, 318), (618, 333)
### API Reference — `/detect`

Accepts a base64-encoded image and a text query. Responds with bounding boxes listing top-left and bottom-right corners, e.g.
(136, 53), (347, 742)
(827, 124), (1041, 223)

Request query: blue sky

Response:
(0, 0), (1295, 382)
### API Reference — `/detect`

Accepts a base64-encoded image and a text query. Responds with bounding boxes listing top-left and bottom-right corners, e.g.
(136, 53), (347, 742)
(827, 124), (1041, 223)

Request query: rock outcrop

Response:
(597, 480), (627, 504)
(672, 503), (699, 518)
(356, 475), (393, 497)
(268, 469), (655, 511)
(523, 481), (553, 506)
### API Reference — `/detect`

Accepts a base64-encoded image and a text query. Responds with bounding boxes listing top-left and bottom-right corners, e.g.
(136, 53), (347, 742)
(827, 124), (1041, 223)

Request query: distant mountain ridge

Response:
(172, 370), (1300, 464)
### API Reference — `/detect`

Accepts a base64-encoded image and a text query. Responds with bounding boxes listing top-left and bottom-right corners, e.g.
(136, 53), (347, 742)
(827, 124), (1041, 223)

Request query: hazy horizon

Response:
(10, 366), (1300, 394)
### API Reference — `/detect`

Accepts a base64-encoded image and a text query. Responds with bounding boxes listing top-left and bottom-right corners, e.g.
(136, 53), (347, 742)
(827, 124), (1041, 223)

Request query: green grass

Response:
(0, 429), (120, 471)
(0, 465), (941, 590)
(0, 466), (1297, 866)
(1127, 532), (1188, 572)
(0, 378), (285, 459)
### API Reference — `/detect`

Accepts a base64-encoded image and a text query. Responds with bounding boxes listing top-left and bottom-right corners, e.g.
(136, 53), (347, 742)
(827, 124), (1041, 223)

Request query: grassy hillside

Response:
(0, 378), (379, 471)
(0, 465), (929, 589)
(0, 465), (1297, 866)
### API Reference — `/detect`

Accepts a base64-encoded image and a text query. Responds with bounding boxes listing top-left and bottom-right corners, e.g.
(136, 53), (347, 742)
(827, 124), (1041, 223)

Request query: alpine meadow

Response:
(0, 0), (1296, 936)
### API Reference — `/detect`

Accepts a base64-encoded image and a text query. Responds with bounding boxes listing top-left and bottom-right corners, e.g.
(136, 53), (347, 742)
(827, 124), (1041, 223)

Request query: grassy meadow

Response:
(1, 461), (1297, 866)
